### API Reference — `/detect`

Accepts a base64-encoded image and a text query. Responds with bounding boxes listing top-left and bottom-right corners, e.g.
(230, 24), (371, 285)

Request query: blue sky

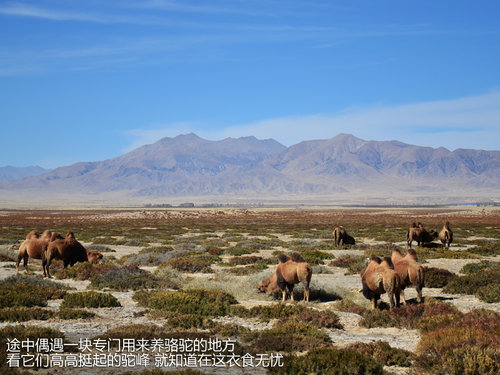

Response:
(1, 0), (499, 168)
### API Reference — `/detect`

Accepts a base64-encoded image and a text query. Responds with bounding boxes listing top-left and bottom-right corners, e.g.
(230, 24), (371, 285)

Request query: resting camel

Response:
(16, 230), (57, 274)
(43, 232), (90, 278)
(406, 223), (438, 248)
(86, 249), (104, 264)
(333, 226), (355, 248)
(391, 248), (425, 304)
(361, 255), (401, 310)
(258, 253), (312, 302)
(439, 222), (453, 249)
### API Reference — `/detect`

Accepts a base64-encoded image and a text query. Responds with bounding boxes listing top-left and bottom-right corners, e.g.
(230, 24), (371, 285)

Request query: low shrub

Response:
(165, 314), (214, 330)
(54, 262), (119, 280)
(224, 264), (268, 275)
(269, 346), (383, 375)
(58, 308), (96, 320)
(228, 255), (263, 265)
(209, 323), (251, 338)
(460, 260), (500, 275)
(347, 341), (414, 367)
(0, 325), (67, 367)
(0, 275), (67, 308)
(334, 299), (368, 315)
(134, 289), (237, 317)
(88, 265), (176, 291)
(159, 257), (213, 273)
(443, 263), (500, 302)
(244, 320), (331, 353)
(424, 267), (457, 288)
(61, 291), (121, 308)
(300, 250), (335, 265)
(0, 307), (55, 322)
(329, 255), (366, 274)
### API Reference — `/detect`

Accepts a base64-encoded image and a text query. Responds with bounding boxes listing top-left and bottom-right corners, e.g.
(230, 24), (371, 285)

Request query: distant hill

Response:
(1, 133), (498, 205)
(0, 165), (51, 181)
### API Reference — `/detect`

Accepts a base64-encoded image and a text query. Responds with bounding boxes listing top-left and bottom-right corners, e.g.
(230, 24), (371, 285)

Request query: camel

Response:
(333, 226), (355, 248)
(258, 253), (312, 302)
(43, 232), (89, 278)
(406, 223), (438, 248)
(439, 222), (453, 248)
(391, 248), (425, 304)
(361, 255), (401, 309)
(85, 249), (104, 264)
(16, 230), (57, 274)
(25, 230), (40, 240)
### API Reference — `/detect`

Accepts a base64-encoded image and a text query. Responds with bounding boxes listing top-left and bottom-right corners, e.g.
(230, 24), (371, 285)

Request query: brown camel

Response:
(391, 248), (425, 304)
(16, 230), (57, 274)
(361, 255), (401, 309)
(439, 222), (453, 248)
(406, 223), (438, 248)
(258, 253), (312, 302)
(43, 232), (89, 278)
(333, 226), (355, 248)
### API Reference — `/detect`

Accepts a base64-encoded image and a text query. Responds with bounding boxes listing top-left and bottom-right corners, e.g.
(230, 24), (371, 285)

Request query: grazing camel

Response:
(391, 248), (425, 304)
(406, 223), (438, 248)
(333, 226), (355, 248)
(258, 253), (312, 302)
(361, 255), (401, 310)
(43, 232), (89, 278)
(439, 222), (453, 248)
(16, 230), (57, 274)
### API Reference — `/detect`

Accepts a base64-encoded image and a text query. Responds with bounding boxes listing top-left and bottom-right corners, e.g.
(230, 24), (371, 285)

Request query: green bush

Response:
(0, 275), (67, 308)
(0, 325), (67, 368)
(443, 264), (500, 302)
(0, 307), (55, 322)
(58, 308), (96, 320)
(134, 289), (237, 317)
(424, 267), (457, 288)
(159, 256), (213, 273)
(329, 255), (366, 274)
(244, 320), (331, 353)
(347, 341), (414, 367)
(61, 291), (121, 308)
(300, 250), (335, 265)
(460, 260), (500, 275)
(269, 346), (383, 375)
(165, 314), (214, 329)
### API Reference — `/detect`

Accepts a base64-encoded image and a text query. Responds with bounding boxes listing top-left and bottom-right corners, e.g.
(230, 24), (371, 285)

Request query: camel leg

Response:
(16, 255), (21, 274)
(416, 286), (423, 303)
(371, 298), (377, 310)
(389, 293), (395, 310)
(395, 292), (401, 308)
(400, 290), (407, 306)
(303, 286), (310, 303)
(281, 289), (287, 302)
(23, 254), (29, 274)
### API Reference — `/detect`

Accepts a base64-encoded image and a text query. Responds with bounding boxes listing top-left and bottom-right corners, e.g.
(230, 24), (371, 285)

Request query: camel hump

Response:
(370, 254), (382, 264)
(407, 248), (418, 260)
(392, 248), (402, 256)
(383, 257), (394, 269)
(444, 221), (451, 229)
(411, 222), (417, 228)
(277, 253), (291, 263)
(290, 252), (306, 263)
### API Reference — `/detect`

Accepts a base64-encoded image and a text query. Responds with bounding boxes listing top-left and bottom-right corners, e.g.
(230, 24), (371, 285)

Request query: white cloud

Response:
(124, 91), (500, 151)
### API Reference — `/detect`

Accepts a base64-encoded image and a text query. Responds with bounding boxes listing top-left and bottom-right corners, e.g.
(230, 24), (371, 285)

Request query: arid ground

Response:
(0, 207), (498, 375)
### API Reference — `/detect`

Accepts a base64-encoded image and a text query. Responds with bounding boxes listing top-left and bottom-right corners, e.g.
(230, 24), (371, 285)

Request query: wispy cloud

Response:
(0, 3), (106, 22)
(124, 92), (500, 151)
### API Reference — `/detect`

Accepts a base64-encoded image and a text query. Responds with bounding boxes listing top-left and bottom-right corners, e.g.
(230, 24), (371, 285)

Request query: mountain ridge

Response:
(1, 133), (498, 203)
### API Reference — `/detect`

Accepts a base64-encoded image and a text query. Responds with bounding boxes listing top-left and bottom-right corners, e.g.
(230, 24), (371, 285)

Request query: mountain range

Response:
(1, 133), (498, 205)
